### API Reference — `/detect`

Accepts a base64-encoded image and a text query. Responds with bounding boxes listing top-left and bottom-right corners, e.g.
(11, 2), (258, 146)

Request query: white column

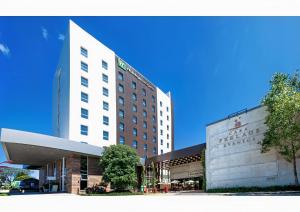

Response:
(62, 157), (65, 192)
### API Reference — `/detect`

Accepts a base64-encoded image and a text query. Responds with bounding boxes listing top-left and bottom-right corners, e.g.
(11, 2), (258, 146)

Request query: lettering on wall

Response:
(117, 58), (155, 91)
(211, 116), (266, 150)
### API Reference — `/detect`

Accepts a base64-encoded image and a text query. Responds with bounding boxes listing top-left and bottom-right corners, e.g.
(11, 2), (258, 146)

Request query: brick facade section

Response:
(38, 154), (103, 194)
(115, 56), (158, 158)
(87, 157), (103, 187)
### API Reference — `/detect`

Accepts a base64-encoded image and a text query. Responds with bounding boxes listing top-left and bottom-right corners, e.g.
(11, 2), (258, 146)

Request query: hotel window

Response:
(119, 122), (124, 131)
(143, 110), (147, 118)
(103, 131), (109, 140)
(142, 89), (146, 96)
(81, 61), (88, 72)
(119, 136), (125, 145)
(152, 126), (156, 133)
(103, 116), (109, 126)
(132, 104), (137, 112)
(81, 108), (88, 119)
(144, 144), (148, 151)
(80, 125), (88, 136)
(133, 128), (138, 137)
(103, 87), (109, 97)
(160, 139), (163, 145)
(118, 84), (124, 93)
(102, 74), (108, 83)
(143, 121), (147, 129)
(143, 133), (147, 140)
(102, 60), (108, 70)
(167, 125), (169, 131)
(81, 92), (88, 103)
(132, 93), (137, 101)
(152, 95), (155, 103)
(152, 136), (157, 143)
(167, 143), (170, 148)
(131, 81), (136, 89)
(160, 120), (163, 126)
(167, 134), (169, 139)
(119, 96), (124, 106)
(119, 110), (124, 119)
(166, 107), (169, 112)
(160, 111), (163, 116)
(132, 116), (137, 124)
(81, 47), (88, 57)
(153, 147), (157, 155)
(167, 115), (169, 121)
(160, 101), (162, 107)
(161, 150), (163, 154)
(118, 72), (124, 81)
(103, 101), (109, 111)
(81, 77), (88, 87)
(142, 99), (147, 107)
(160, 130), (163, 135)
(152, 106), (155, 113)
(132, 140), (138, 149)
(152, 115), (156, 123)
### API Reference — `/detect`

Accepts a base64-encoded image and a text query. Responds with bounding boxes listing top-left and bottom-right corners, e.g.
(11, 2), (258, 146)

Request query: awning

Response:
(0, 128), (103, 167)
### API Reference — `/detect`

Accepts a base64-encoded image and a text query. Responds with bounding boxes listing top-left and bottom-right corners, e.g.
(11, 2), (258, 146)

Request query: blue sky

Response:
(1, 17), (300, 163)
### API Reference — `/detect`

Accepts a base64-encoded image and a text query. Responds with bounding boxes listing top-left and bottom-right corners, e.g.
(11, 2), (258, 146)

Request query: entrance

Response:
(80, 156), (88, 190)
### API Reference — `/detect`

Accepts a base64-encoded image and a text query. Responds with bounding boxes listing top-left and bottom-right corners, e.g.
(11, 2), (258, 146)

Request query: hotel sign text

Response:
(117, 58), (154, 91)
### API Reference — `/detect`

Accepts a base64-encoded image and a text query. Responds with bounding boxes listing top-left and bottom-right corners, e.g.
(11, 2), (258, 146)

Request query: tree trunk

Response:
(292, 146), (299, 186)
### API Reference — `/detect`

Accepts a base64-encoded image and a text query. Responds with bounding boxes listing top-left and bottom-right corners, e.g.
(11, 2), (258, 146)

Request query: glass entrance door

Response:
(80, 156), (88, 190)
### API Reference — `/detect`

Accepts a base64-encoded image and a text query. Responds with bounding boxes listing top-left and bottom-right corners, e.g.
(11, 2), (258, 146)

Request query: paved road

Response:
(1, 192), (299, 212)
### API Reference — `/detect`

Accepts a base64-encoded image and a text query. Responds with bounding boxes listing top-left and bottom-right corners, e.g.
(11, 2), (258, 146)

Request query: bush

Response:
(86, 184), (106, 194)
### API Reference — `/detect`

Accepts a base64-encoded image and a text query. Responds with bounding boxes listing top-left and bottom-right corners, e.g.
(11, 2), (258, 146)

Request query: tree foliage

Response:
(99, 145), (140, 191)
(262, 71), (300, 185)
(0, 167), (31, 189)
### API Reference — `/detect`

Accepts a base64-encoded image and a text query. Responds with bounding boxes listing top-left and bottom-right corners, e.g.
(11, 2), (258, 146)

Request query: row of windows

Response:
(80, 47), (110, 142)
(81, 60), (107, 72)
(159, 101), (170, 112)
(80, 125), (109, 140)
(119, 111), (156, 130)
(117, 71), (156, 102)
(119, 136), (157, 153)
(80, 87), (109, 104)
(80, 47), (108, 70)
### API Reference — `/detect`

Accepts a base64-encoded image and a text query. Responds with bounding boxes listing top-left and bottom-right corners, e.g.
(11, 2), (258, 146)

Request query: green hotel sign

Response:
(117, 57), (154, 90)
(118, 58), (130, 71)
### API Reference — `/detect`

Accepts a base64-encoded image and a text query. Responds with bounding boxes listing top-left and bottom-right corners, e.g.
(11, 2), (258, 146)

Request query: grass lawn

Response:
(0, 193), (9, 196)
(83, 191), (144, 196)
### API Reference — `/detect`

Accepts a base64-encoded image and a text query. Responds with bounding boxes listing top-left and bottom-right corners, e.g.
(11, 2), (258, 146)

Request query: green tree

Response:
(99, 145), (140, 191)
(262, 71), (300, 186)
(0, 167), (31, 188)
(15, 171), (31, 181)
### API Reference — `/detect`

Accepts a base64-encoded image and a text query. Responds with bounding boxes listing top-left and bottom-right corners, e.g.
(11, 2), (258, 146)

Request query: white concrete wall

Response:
(53, 27), (70, 139)
(206, 106), (300, 189)
(61, 20), (116, 147)
(156, 88), (172, 155)
(68, 20), (117, 147)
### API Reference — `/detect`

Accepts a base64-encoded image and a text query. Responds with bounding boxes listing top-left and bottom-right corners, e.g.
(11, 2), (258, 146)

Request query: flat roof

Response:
(206, 105), (264, 127)
(0, 128), (103, 166)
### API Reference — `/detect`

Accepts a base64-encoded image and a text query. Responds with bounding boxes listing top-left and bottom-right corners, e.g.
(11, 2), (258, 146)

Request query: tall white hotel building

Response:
(53, 20), (173, 159)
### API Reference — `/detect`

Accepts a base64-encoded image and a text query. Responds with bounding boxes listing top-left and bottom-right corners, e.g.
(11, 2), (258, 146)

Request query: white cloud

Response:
(0, 43), (10, 56)
(58, 34), (65, 41)
(41, 27), (48, 40)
